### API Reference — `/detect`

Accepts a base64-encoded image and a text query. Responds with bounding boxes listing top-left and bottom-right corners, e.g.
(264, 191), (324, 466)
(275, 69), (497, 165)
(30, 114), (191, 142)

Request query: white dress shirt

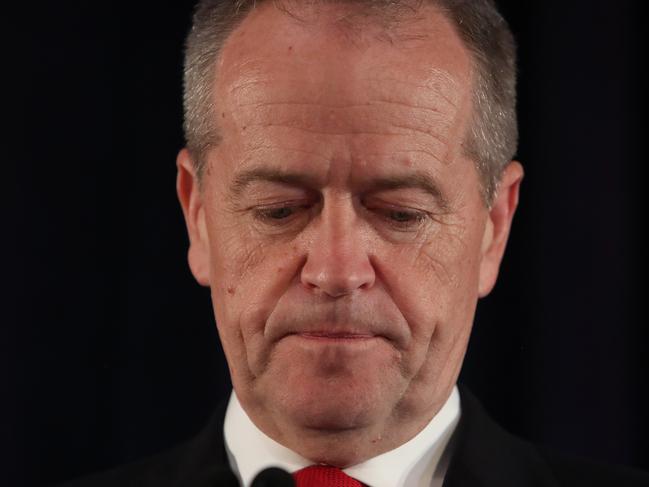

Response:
(224, 386), (461, 487)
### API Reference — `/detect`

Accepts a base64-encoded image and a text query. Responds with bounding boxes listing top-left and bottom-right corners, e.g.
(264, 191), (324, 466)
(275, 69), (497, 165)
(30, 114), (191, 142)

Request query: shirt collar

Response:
(224, 386), (461, 487)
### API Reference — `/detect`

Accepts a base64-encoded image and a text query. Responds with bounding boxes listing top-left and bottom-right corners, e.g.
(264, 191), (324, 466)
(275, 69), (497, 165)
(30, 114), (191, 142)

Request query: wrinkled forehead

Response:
(215, 1), (473, 115)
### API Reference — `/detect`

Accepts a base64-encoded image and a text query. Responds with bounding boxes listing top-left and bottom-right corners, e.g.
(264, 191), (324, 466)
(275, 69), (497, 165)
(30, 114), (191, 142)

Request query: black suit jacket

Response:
(60, 386), (649, 486)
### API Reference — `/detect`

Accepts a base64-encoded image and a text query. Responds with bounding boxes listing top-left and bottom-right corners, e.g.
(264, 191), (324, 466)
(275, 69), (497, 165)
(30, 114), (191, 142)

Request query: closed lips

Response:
(297, 332), (376, 339)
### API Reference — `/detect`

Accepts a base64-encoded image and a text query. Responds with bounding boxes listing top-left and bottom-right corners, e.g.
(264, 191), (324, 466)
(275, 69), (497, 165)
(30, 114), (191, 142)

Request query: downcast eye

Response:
(389, 210), (420, 222)
(253, 204), (309, 226)
(264, 207), (294, 220)
(369, 205), (431, 232)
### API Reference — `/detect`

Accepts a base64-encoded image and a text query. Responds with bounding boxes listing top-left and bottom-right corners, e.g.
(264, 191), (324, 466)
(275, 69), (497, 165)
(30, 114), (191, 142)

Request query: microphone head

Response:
(251, 467), (295, 487)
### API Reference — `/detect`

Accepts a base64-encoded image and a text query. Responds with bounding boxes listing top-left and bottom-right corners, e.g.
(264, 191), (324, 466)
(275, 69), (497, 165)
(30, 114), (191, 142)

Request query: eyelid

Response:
(249, 198), (310, 210)
(362, 198), (434, 230)
(251, 200), (316, 229)
(377, 207), (429, 225)
(242, 188), (320, 210)
(362, 195), (428, 214)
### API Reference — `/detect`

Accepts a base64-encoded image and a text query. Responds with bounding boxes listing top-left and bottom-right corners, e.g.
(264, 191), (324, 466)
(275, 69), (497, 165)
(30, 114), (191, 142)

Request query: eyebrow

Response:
(230, 167), (321, 197)
(230, 167), (449, 210)
(368, 173), (450, 211)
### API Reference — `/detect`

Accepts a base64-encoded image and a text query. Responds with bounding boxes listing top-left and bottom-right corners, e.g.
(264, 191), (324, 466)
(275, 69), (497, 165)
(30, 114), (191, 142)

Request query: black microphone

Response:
(250, 467), (295, 487)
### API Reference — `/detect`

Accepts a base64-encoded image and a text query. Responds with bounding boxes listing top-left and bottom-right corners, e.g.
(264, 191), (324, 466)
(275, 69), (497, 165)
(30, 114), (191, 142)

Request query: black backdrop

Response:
(7, 1), (648, 486)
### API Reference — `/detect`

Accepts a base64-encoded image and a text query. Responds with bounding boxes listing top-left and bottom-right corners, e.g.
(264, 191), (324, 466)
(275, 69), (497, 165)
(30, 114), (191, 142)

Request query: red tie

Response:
(293, 465), (365, 487)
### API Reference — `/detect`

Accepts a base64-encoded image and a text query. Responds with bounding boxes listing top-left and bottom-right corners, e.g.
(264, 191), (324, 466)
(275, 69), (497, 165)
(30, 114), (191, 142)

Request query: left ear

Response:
(176, 148), (211, 287)
(478, 161), (524, 297)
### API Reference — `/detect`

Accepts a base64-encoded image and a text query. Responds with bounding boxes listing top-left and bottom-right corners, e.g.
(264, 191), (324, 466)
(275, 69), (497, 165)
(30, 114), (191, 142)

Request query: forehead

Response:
(217, 2), (471, 100)
(211, 1), (474, 182)
(220, 3), (471, 102)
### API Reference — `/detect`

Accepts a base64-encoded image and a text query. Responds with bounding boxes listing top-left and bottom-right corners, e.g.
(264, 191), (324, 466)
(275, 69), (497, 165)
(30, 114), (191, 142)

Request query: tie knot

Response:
(293, 465), (364, 487)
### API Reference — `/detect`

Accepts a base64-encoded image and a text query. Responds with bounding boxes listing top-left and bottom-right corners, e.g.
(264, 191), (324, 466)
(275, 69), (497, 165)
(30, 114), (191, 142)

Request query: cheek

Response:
(376, 221), (483, 403)
(207, 217), (301, 344)
(382, 219), (483, 342)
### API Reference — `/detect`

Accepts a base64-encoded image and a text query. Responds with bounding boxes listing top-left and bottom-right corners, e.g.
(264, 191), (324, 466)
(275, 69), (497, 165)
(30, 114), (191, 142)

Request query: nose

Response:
(300, 200), (376, 297)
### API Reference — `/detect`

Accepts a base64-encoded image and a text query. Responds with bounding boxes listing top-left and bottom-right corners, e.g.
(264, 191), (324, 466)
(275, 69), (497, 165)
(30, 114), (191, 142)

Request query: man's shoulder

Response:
(59, 443), (203, 487)
(58, 401), (237, 487)
(448, 385), (649, 487)
(60, 448), (238, 487)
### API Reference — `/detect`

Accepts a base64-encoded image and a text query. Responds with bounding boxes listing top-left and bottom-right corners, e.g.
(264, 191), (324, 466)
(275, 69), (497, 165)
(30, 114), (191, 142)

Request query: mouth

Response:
(296, 332), (377, 341)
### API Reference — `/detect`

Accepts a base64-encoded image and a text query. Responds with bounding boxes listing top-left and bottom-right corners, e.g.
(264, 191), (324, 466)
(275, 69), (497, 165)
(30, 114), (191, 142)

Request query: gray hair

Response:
(182, 0), (517, 204)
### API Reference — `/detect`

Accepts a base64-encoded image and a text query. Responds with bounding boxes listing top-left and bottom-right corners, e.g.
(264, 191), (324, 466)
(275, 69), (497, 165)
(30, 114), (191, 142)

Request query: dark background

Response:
(7, 1), (648, 486)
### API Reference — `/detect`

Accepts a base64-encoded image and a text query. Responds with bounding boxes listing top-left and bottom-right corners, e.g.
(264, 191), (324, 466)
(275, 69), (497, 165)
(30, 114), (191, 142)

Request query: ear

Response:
(477, 161), (524, 297)
(176, 148), (211, 286)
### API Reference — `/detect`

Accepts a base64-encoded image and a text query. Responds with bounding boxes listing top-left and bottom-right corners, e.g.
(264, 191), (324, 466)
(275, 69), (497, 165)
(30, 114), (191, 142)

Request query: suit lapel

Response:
(442, 386), (560, 487)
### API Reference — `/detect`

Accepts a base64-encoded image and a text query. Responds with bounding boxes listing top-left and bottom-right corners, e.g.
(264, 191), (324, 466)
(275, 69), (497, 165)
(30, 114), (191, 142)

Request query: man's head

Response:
(176, 0), (523, 466)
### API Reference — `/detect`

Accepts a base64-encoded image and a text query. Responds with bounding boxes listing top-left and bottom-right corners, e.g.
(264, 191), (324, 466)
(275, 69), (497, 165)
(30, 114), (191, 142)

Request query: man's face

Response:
(178, 2), (521, 465)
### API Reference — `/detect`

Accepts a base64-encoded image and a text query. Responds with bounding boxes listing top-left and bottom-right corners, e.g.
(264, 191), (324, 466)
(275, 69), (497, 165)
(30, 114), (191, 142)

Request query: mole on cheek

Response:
(227, 287), (235, 295)
(288, 45), (293, 52)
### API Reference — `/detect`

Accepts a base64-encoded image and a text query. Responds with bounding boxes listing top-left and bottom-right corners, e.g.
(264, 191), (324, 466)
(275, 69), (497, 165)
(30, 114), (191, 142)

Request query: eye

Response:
(259, 206), (295, 220)
(252, 202), (312, 227)
(366, 203), (431, 232)
(383, 209), (428, 230)
(387, 209), (424, 223)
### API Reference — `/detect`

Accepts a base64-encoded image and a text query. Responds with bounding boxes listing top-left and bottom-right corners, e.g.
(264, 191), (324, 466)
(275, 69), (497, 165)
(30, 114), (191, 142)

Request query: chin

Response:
(245, 337), (407, 458)
(288, 384), (376, 430)
(270, 359), (402, 433)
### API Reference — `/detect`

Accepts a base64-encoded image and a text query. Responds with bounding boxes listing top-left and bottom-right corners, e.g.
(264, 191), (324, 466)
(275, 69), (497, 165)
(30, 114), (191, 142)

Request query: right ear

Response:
(176, 148), (211, 286)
